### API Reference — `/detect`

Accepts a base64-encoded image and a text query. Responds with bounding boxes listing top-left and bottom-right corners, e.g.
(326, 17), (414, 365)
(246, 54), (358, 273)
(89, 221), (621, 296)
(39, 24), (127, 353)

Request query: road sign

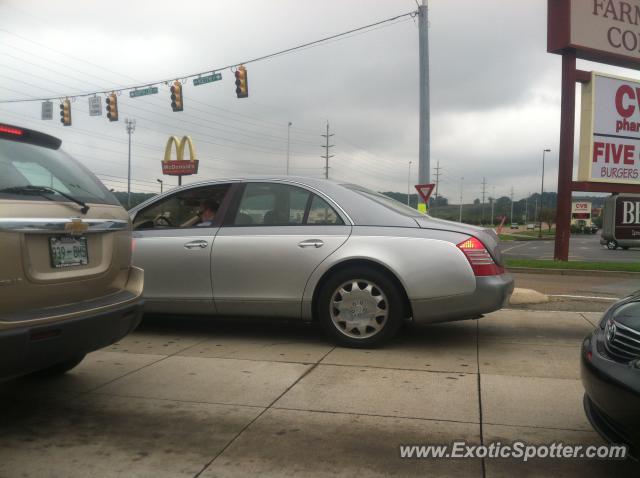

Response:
(88, 96), (102, 116)
(193, 73), (222, 86)
(130, 87), (159, 98)
(415, 183), (435, 203)
(41, 101), (53, 120)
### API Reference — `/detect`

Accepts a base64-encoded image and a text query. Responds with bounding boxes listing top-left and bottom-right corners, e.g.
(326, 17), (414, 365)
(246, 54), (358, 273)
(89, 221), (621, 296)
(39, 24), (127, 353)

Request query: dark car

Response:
(581, 291), (640, 458)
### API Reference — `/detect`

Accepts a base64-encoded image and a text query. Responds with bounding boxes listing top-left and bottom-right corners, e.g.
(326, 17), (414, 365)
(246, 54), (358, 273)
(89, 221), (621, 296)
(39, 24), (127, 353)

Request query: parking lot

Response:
(1, 308), (637, 477)
(500, 234), (640, 263)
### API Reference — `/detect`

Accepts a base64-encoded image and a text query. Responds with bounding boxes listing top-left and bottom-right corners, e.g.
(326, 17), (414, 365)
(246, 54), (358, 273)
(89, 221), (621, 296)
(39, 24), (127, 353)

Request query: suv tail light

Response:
(457, 236), (504, 276)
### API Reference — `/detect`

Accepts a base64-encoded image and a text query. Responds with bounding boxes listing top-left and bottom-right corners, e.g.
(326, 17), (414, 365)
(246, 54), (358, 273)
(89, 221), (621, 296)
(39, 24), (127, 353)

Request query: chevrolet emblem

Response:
(64, 218), (89, 236)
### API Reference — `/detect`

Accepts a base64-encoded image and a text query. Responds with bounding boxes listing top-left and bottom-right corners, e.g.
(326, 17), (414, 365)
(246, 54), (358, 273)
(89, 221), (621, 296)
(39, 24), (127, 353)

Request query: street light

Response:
(539, 148), (551, 238)
(157, 178), (163, 194)
(459, 176), (464, 223)
(286, 122), (292, 175)
(407, 160), (412, 205)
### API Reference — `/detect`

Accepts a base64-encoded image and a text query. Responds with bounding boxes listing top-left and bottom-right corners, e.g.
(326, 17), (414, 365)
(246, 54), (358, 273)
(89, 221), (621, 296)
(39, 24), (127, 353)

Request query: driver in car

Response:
(197, 198), (219, 227)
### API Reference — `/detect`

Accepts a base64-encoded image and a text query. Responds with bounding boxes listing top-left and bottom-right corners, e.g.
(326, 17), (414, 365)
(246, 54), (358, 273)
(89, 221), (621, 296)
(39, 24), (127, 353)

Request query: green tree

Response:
(539, 208), (556, 232)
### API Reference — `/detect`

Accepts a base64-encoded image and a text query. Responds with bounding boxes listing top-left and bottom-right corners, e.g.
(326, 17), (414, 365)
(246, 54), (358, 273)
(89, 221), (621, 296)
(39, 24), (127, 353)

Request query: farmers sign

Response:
(548, 0), (640, 69)
(578, 72), (640, 184)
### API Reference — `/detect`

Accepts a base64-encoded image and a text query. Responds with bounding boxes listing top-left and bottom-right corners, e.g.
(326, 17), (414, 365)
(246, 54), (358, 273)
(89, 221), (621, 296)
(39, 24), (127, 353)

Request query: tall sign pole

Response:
(548, 0), (640, 260)
(418, 0), (430, 206)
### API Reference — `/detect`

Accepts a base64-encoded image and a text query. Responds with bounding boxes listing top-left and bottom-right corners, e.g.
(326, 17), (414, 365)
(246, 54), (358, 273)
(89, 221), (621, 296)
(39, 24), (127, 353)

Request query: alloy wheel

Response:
(330, 279), (389, 339)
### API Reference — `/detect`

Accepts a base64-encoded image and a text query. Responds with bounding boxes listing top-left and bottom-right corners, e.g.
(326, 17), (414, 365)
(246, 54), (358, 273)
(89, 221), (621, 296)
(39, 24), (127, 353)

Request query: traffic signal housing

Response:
(235, 66), (248, 98)
(106, 93), (118, 122)
(59, 99), (71, 126)
(170, 81), (183, 111)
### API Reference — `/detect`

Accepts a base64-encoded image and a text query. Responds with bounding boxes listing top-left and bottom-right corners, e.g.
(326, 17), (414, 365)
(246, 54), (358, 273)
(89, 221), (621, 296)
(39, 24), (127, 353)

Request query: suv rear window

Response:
(0, 139), (119, 206)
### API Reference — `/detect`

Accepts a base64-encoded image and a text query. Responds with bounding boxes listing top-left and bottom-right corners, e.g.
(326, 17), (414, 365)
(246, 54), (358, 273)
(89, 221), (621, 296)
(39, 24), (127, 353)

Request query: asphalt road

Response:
(510, 271), (639, 312)
(500, 234), (640, 263)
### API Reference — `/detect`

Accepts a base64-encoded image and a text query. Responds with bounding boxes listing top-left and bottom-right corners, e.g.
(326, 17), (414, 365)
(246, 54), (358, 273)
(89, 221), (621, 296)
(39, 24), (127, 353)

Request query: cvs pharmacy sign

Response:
(579, 72), (640, 184)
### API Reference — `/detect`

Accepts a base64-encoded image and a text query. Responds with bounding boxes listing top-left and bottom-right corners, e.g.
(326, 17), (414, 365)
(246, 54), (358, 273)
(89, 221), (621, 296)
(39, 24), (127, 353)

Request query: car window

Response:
(234, 183), (310, 226)
(133, 184), (230, 230)
(342, 183), (424, 217)
(307, 195), (344, 225)
(0, 139), (119, 205)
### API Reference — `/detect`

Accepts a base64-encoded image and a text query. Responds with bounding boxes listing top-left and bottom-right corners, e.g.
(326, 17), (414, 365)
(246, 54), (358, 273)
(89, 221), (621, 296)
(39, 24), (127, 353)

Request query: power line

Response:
(0, 11), (418, 104)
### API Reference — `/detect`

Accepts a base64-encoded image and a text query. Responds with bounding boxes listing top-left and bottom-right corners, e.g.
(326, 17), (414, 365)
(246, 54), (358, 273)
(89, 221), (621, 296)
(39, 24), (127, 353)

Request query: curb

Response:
(509, 288), (549, 305)
(507, 266), (640, 278)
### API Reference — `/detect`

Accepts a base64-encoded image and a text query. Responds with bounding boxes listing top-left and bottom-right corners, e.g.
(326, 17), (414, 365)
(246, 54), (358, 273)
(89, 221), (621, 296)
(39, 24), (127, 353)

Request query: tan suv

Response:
(0, 123), (144, 380)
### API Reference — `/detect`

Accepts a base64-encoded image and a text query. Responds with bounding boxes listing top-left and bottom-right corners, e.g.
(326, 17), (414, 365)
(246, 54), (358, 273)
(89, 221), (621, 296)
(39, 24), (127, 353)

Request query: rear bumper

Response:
(581, 329), (640, 457)
(0, 266), (144, 381)
(410, 272), (514, 325)
(0, 300), (143, 381)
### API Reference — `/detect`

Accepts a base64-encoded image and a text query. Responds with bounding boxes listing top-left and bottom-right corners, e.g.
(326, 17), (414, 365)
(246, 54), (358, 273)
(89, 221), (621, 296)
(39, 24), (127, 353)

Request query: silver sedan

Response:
(129, 177), (514, 347)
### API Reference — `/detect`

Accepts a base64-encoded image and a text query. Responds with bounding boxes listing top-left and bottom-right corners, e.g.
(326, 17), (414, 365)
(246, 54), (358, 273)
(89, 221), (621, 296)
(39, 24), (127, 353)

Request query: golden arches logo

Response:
(161, 135), (200, 176)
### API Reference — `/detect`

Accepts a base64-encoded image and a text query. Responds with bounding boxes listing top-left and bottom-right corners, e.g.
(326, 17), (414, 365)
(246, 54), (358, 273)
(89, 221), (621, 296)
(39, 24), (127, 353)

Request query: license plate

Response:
(49, 236), (89, 268)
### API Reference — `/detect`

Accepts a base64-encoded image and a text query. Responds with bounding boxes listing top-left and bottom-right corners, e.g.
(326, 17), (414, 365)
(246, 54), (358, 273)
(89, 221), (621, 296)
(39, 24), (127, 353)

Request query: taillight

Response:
(457, 236), (504, 276)
(0, 125), (23, 136)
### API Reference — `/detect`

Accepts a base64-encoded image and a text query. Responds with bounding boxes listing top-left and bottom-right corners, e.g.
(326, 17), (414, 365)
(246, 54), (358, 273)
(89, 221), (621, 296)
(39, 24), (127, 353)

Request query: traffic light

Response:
(106, 93), (118, 122)
(170, 81), (183, 111)
(59, 99), (71, 126)
(234, 65), (248, 98)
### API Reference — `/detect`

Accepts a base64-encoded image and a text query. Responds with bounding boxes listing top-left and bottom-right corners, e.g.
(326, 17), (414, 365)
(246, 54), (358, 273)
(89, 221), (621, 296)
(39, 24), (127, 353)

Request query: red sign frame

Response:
(414, 183), (435, 203)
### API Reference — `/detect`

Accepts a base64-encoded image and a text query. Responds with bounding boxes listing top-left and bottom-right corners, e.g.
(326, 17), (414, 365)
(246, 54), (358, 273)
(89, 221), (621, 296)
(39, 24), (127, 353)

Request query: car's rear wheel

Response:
(606, 240), (618, 250)
(34, 354), (86, 377)
(317, 267), (403, 348)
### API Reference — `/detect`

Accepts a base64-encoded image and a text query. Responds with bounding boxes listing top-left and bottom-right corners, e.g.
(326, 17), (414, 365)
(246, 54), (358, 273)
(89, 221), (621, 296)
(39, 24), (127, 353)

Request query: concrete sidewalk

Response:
(0, 310), (637, 477)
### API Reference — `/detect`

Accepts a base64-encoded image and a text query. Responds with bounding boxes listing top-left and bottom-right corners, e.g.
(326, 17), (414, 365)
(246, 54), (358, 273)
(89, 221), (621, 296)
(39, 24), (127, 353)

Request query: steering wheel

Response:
(154, 215), (173, 227)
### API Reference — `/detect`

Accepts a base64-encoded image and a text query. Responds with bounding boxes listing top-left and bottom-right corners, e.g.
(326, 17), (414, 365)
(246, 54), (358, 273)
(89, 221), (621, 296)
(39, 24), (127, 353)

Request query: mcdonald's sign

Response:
(161, 135), (199, 176)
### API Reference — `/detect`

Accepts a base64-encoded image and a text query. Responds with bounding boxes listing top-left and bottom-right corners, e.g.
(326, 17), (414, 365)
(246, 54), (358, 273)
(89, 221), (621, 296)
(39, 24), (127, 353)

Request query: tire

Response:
(606, 240), (618, 250)
(34, 354), (86, 377)
(317, 266), (404, 348)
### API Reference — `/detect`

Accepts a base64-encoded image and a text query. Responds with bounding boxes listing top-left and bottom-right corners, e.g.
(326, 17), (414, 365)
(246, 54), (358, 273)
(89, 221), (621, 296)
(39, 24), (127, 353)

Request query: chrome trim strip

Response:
(0, 218), (129, 233)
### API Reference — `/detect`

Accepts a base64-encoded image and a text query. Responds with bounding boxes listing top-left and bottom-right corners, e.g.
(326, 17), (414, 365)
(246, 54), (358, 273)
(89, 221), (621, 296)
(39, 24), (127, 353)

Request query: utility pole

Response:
(525, 195), (528, 223)
(481, 177), (487, 225)
(321, 121), (334, 180)
(407, 161), (412, 205)
(286, 121), (292, 175)
(417, 0), (430, 206)
(432, 160), (441, 204)
(459, 176), (464, 223)
(490, 197), (495, 227)
(510, 187), (514, 224)
(125, 118), (136, 209)
(157, 178), (163, 194)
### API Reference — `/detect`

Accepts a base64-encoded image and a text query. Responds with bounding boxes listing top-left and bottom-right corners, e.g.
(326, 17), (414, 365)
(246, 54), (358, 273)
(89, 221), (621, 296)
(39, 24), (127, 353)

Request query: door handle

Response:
(298, 239), (324, 248)
(184, 240), (208, 249)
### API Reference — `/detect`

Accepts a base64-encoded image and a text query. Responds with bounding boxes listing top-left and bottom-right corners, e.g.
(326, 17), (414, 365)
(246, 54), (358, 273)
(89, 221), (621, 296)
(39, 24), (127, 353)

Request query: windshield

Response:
(0, 139), (119, 206)
(343, 183), (426, 217)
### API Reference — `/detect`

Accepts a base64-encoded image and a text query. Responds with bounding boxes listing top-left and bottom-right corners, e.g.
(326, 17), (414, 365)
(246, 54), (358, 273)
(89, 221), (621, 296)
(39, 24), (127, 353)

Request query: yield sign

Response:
(414, 183), (435, 203)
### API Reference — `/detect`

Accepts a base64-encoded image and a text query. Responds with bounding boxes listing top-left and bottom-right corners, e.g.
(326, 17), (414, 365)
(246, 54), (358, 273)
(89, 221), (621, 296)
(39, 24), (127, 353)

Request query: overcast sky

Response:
(1, 0), (638, 202)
